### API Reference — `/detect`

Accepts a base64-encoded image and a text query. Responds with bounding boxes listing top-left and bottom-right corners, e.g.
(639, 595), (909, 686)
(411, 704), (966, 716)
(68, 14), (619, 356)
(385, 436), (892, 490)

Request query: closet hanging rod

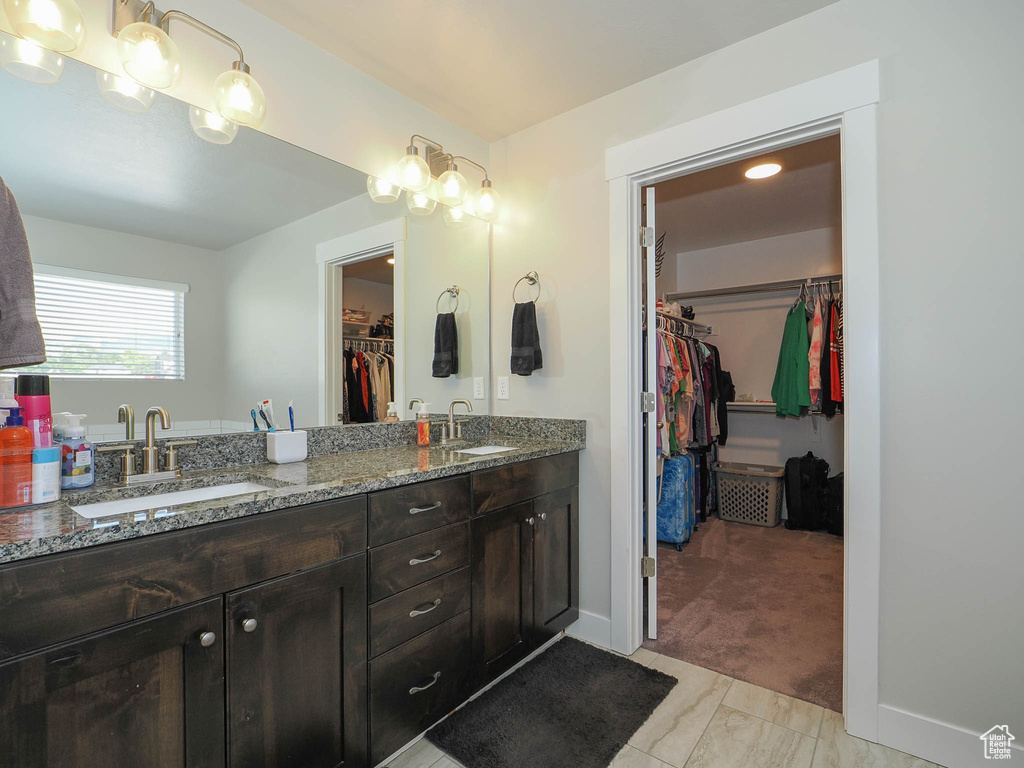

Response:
(666, 273), (843, 302)
(655, 310), (713, 335)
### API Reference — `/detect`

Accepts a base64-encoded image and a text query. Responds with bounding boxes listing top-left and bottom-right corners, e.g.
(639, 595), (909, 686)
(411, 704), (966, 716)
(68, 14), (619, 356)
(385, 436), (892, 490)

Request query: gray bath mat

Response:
(426, 637), (676, 768)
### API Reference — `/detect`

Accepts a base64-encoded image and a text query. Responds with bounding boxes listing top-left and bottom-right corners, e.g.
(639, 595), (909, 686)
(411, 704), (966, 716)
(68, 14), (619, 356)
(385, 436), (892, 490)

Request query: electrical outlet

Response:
(473, 377), (485, 400)
(809, 414), (821, 443)
(497, 376), (510, 400)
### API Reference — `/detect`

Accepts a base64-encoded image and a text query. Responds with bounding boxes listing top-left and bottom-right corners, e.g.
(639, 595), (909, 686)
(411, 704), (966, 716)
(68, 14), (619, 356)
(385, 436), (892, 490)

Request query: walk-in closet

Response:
(645, 135), (845, 713)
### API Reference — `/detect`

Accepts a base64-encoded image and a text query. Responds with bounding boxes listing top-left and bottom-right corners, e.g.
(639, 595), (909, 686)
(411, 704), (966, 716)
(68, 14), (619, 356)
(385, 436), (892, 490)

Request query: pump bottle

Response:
(0, 406), (34, 507)
(60, 414), (94, 489)
(416, 403), (431, 446)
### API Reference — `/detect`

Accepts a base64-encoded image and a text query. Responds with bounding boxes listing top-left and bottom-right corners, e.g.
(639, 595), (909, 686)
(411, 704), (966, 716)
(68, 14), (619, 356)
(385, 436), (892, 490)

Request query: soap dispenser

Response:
(60, 414), (94, 489)
(0, 406), (34, 507)
(0, 379), (17, 428)
(416, 403), (431, 446)
(384, 402), (399, 423)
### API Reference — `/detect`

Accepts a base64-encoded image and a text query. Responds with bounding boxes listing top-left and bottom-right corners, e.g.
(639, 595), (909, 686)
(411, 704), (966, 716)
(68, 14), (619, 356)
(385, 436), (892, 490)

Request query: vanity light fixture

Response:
(97, 69), (156, 113)
(112, 0), (266, 126)
(189, 105), (238, 144)
(442, 206), (469, 228)
(744, 162), (782, 179)
(395, 141), (432, 193)
(2, 0), (85, 53)
(0, 33), (64, 83)
(366, 175), (400, 203)
(453, 156), (501, 223)
(437, 159), (469, 207)
(406, 181), (439, 216)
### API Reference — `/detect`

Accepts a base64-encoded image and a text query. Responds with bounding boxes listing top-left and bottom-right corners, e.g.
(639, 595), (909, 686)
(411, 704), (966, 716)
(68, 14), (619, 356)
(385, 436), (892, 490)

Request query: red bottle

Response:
(0, 407), (34, 508)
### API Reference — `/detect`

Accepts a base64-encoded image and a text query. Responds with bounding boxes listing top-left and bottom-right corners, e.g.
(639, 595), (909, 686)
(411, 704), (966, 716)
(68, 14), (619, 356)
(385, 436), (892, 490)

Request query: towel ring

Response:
(436, 285), (460, 313)
(513, 271), (541, 303)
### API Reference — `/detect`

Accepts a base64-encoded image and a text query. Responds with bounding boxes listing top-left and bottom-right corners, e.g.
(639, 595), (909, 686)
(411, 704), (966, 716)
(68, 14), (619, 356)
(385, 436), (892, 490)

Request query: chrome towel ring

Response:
(436, 285), (460, 313)
(513, 271), (540, 303)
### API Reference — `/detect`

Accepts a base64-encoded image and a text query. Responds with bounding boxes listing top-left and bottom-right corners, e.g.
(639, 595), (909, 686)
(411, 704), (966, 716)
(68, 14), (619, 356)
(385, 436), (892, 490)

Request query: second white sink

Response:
(456, 445), (517, 456)
(71, 482), (272, 519)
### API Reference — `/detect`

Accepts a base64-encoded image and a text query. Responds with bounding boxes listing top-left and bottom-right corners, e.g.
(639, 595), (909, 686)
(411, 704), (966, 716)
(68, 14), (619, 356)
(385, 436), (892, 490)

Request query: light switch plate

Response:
(473, 377), (485, 399)
(497, 376), (510, 400)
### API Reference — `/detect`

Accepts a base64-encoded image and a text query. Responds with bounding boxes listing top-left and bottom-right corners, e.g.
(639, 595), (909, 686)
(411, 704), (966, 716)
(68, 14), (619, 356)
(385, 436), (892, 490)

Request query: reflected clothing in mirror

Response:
(432, 313), (459, 378)
(344, 349), (394, 423)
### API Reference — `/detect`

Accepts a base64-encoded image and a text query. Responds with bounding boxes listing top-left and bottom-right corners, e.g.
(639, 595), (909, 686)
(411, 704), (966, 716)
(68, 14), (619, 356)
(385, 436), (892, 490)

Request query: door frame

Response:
(606, 61), (881, 741)
(317, 217), (407, 425)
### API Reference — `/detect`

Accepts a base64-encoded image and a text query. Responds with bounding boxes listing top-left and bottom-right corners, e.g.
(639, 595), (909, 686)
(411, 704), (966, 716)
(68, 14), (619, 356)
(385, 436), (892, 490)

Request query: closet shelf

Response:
(726, 401), (777, 414)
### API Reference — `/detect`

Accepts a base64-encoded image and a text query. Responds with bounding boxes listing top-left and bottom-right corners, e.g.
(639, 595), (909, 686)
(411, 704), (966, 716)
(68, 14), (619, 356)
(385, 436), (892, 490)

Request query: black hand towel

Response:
(511, 301), (543, 376)
(432, 312), (458, 378)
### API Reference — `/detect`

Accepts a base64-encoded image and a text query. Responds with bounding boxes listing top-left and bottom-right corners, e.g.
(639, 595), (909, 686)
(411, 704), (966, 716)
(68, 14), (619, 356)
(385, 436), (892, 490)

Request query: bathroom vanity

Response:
(0, 436), (581, 768)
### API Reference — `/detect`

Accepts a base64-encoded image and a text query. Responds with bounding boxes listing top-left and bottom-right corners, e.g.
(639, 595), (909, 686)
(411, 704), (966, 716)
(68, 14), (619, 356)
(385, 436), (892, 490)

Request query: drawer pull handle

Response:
(409, 549), (442, 565)
(409, 501), (442, 515)
(409, 671), (441, 695)
(409, 598), (442, 618)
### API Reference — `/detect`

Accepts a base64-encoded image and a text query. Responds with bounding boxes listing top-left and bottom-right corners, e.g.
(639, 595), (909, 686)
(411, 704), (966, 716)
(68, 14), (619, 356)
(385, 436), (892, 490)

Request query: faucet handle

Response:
(163, 440), (197, 473)
(98, 443), (137, 480)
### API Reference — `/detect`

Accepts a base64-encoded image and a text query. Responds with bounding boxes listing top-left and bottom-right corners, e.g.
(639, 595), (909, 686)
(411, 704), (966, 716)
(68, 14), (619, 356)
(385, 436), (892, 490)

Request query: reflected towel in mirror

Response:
(0, 176), (46, 370)
(432, 312), (459, 378)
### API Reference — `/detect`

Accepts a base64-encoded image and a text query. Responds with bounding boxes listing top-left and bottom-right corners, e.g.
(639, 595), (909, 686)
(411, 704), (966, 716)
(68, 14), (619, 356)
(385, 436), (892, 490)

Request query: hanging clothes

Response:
(771, 300), (812, 417)
(808, 295), (824, 406)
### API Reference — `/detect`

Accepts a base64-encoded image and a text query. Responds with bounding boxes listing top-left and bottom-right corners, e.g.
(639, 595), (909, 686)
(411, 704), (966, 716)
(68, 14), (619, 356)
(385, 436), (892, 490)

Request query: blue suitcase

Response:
(657, 453), (696, 549)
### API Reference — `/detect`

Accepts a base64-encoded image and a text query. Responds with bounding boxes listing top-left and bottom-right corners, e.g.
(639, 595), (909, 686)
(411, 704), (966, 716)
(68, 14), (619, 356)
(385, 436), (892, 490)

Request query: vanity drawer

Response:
(370, 611), (471, 764)
(0, 496), (367, 661)
(472, 452), (579, 516)
(368, 475), (471, 547)
(368, 522), (469, 603)
(369, 567), (470, 658)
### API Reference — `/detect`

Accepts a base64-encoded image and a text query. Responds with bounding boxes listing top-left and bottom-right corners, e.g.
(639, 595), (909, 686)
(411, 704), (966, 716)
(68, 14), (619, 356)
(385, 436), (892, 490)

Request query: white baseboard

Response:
(877, 704), (1023, 768)
(567, 610), (612, 649)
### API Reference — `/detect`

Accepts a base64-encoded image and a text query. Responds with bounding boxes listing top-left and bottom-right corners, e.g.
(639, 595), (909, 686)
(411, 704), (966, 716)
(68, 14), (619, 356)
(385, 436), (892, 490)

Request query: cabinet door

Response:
(226, 555), (367, 768)
(470, 501), (533, 684)
(531, 487), (580, 644)
(0, 598), (225, 768)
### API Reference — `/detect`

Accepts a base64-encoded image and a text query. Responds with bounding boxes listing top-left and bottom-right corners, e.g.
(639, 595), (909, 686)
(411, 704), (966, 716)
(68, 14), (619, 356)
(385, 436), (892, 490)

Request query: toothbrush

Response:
(258, 407), (275, 432)
(288, 400), (295, 432)
(261, 399), (276, 430)
(251, 409), (260, 431)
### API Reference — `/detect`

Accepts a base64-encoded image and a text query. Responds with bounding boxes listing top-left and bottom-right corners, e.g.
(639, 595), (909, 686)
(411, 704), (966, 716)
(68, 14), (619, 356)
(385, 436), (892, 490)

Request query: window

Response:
(26, 266), (188, 380)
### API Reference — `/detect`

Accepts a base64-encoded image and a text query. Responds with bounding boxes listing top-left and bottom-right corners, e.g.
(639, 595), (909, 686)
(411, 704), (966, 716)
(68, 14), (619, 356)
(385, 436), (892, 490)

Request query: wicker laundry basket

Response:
(713, 462), (784, 527)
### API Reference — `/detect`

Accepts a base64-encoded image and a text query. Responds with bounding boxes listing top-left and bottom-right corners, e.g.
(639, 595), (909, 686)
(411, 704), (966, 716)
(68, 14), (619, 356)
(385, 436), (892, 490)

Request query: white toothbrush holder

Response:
(267, 430), (307, 464)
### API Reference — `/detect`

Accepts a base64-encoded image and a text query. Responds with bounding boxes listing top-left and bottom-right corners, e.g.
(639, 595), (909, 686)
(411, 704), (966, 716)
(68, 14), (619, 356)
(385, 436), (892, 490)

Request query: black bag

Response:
(784, 451), (830, 531)
(825, 472), (844, 536)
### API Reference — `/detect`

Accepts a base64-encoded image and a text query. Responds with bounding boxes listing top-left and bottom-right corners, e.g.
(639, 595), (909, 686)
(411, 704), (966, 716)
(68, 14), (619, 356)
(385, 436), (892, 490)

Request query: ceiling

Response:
(0, 37), (368, 251)
(654, 135), (841, 253)
(343, 255), (395, 285)
(237, 0), (838, 141)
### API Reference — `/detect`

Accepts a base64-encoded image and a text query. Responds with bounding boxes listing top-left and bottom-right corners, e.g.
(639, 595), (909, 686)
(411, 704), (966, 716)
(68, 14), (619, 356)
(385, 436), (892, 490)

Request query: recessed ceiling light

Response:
(745, 163), (781, 179)
(387, 257), (395, 265)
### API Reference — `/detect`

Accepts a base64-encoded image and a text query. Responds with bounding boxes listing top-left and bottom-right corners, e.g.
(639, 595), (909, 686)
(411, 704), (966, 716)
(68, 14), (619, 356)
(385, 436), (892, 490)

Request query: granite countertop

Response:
(0, 435), (583, 565)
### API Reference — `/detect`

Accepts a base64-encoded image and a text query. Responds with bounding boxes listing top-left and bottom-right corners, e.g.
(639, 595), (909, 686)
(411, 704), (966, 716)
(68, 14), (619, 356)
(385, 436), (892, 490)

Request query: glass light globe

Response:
(189, 105), (238, 145)
(406, 183), (438, 216)
(96, 70), (156, 113)
(3, 0), (84, 53)
(117, 21), (180, 89)
(214, 66), (266, 128)
(437, 167), (469, 207)
(367, 175), (400, 203)
(443, 206), (469, 228)
(471, 182), (501, 223)
(0, 34), (63, 83)
(396, 150), (431, 192)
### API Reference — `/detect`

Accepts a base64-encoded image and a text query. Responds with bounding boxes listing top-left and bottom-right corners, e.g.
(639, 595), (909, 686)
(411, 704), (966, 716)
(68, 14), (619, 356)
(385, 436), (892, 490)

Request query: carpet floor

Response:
(427, 638), (677, 768)
(645, 516), (844, 712)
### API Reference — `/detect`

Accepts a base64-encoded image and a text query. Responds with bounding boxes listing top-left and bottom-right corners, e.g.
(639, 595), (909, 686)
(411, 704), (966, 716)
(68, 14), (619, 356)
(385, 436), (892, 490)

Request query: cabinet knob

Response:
(527, 517), (535, 526)
(199, 631), (217, 647)
(242, 618), (258, 633)
(540, 513), (547, 521)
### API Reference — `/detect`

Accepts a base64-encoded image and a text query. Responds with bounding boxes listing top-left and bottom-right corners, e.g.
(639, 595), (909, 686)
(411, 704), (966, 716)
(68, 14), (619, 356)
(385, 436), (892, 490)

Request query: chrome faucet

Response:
(117, 404), (135, 440)
(142, 406), (171, 474)
(442, 399), (473, 444)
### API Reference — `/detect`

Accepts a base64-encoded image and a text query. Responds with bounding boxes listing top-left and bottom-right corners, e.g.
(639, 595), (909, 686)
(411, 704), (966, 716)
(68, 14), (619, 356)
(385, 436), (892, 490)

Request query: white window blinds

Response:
(28, 266), (188, 380)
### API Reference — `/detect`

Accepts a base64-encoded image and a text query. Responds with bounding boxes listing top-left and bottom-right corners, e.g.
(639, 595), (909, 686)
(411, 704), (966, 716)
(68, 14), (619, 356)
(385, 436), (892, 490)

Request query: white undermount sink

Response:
(456, 445), (517, 456)
(70, 482), (272, 519)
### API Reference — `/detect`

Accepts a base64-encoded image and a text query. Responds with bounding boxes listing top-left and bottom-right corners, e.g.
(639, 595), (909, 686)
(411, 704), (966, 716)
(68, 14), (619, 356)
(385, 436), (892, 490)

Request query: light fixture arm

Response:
(159, 9), (248, 69)
(451, 155), (490, 182)
(409, 134), (445, 153)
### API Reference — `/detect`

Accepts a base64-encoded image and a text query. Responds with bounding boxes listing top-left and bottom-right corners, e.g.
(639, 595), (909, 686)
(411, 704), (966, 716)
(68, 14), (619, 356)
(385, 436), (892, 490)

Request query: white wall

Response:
(220, 193), (489, 428)
(489, 0), (1024, 745)
(20, 215), (225, 425)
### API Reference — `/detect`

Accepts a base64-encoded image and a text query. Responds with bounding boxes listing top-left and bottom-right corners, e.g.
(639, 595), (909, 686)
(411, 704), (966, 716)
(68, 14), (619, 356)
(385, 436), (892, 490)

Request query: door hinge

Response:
(641, 556), (656, 578)
(640, 226), (655, 248)
(641, 391), (656, 413)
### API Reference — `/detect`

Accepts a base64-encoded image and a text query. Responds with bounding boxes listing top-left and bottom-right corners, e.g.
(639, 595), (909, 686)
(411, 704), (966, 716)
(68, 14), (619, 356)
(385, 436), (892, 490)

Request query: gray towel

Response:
(432, 312), (458, 378)
(511, 301), (543, 376)
(0, 177), (45, 370)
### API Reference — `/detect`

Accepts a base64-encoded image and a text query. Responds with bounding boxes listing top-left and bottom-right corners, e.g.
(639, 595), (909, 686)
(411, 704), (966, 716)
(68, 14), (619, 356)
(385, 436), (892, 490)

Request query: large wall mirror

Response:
(0, 33), (490, 442)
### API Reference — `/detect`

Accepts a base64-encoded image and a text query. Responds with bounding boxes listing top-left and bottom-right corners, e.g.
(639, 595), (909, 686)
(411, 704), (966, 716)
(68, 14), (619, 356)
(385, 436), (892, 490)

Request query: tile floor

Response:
(384, 648), (944, 768)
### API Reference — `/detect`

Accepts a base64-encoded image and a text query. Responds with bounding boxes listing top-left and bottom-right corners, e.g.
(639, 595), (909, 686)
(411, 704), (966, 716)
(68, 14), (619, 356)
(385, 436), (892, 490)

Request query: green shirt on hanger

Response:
(771, 301), (812, 417)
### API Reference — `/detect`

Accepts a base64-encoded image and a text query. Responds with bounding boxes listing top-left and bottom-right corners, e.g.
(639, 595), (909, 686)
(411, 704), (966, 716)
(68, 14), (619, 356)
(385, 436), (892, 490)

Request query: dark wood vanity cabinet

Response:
(0, 451), (579, 768)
